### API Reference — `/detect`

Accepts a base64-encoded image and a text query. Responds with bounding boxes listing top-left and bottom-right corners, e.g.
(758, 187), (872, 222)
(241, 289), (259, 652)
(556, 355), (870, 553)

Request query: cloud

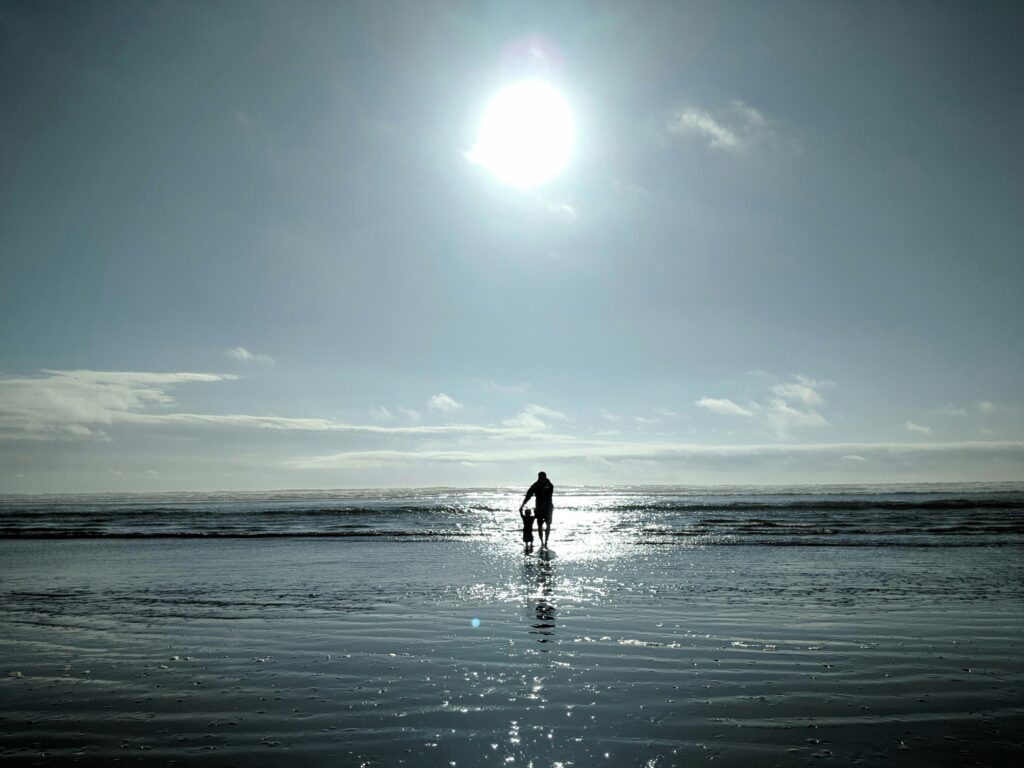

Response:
(771, 375), (824, 407)
(502, 403), (568, 432)
(0, 370), (236, 439)
(226, 347), (274, 364)
(695, 397), (753, 417)
(117, 411), (516, 436)
(427, 393), (463, 412)
(0, 370), (517, 441)
(599, 408), (622, 422)
(287, 439), (1024, 470)
(698, 375), (830, 437)
(904, 421), (932, 436)
(665, 100), (776, 153)
(976, 401), (997, 414)
(369, 406), (393, 421)
(546, 201), (578, 224)
(474, 379), (530, 395)
(398, 406), (422, 421)
(936, 403), (969, 417)
(653, 408), (684, 419)
(762, 397), (828, 434)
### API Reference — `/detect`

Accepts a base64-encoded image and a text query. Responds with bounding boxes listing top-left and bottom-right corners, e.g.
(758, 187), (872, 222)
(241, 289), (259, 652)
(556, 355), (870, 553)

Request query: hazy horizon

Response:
(2, 1), (1023, 492)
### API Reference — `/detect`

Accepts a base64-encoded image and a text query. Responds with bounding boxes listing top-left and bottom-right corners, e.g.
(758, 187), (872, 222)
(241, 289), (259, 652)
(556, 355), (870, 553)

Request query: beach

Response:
(2, 491), (1023, 768)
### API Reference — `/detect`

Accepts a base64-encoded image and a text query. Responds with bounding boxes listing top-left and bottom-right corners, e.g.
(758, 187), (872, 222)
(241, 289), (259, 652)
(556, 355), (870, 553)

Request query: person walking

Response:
(520, 471), (554, 547)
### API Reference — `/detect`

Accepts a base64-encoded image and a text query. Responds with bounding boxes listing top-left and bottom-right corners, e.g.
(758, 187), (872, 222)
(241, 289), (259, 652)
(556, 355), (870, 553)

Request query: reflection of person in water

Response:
(520, 471), (554, 547)
(529, 549), (556, 644)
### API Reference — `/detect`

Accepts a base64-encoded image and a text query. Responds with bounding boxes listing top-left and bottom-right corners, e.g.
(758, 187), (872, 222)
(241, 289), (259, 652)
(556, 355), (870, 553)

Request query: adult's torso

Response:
(532, 479), (554, 508)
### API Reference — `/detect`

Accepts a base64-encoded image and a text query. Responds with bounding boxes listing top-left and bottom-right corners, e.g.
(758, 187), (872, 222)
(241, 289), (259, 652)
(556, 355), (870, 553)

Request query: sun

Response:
(467, 79), (575, 189)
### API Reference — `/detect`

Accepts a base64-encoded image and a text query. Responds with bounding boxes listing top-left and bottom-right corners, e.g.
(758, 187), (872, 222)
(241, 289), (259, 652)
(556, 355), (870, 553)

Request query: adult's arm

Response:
(520, 481), (538, 509)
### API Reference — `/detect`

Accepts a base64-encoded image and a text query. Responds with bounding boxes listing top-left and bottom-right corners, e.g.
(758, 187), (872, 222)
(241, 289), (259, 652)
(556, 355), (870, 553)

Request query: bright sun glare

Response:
(468, 79), (575, 189)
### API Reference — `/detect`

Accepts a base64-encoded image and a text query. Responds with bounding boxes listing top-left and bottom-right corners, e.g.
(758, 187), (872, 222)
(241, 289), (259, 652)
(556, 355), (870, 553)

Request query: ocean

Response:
(2, 483), (1023, 766)
(2, 482), (1022, 545)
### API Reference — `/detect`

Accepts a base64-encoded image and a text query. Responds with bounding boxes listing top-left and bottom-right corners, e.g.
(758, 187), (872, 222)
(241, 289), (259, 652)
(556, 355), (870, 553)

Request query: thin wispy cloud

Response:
(502, 403), (568, 432)
(398, 406), (422, 421)
(0, 370), (515, 441)
(474, 379), (530, 395)
(287, 439), (1024, 471)
(546, 201), (578, 224)
(695, 397), (753, 417)
(0, 370), (236, 440)
(653, 408), (684, 419)
(697, 374), (830, 437)
(665, 100), (777, 153)
(369, 406), (393, 421)
(226, 347), (274, 364)
(427, 393), (463, 412)
(599, 408), (622, 422)
(904, 421), (933, 436)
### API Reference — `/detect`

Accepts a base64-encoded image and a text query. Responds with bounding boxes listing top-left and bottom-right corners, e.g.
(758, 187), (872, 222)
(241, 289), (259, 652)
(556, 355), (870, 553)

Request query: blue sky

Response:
(2, 1), (1022, 491)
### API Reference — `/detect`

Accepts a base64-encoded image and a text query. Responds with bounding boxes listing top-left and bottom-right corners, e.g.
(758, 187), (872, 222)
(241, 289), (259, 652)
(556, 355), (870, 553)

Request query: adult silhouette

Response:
(520, 471), (554, 547)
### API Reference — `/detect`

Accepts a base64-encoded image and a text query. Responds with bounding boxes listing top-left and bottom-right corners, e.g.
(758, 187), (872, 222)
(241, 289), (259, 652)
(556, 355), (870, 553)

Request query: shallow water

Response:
(2, 537), (1022, 766)
(2, 483), (1023, 547)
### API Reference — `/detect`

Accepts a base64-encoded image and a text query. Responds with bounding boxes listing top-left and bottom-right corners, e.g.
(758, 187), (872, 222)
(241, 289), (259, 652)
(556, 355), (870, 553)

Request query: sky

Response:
(2, 0), (1023, 492)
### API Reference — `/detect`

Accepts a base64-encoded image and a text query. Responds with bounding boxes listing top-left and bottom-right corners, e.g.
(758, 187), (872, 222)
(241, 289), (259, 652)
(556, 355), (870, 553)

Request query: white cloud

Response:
(226, 347), (274, 364)
(118, 411), (514, 436)
(0, 370), (521, 441)
(698, 375), (830, 437)
(976, 401), (997, 414)
(904, 421), (932, 436)
(668, 108), (738, 150)
(474, 379), (530, 395)
(502, 403), (568, 432)
(634, 416), (658, 425)
(0, 370), (236, 439)
(369, 406), (393, 421)
(771, 375), (824, 407)
(398, 406), (422, 421)
(695, 397), (753, 417)
(546, 201), (578, 224)
(288, 439), (1024, 470)
(427, 393), (463, 412)
(665, 100), (777, 153)
(599, 408), (622, 422)
(653, 408), (684, 418)
(936, 403), (969, 417)
(762, 397), (828, 434)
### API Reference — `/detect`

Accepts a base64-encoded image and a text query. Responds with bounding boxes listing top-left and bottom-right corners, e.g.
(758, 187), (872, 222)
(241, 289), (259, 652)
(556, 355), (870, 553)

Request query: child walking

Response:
(519, 507), (535, 552)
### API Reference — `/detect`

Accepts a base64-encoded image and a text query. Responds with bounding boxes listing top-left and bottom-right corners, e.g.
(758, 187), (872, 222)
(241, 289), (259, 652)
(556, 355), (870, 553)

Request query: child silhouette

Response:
(519, 507), (535, 552)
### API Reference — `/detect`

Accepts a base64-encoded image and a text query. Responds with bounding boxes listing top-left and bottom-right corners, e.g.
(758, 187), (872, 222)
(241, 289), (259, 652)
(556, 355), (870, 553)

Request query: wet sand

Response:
(2, 538), (1022, 766)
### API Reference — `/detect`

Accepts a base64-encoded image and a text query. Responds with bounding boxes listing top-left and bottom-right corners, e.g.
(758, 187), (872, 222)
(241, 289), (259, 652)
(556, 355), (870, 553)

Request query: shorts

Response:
(535, 504), (553, 524)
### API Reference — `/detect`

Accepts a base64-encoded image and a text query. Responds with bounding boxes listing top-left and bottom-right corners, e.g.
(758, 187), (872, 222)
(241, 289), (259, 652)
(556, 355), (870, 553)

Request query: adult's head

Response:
(538, 471), (547, 479)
